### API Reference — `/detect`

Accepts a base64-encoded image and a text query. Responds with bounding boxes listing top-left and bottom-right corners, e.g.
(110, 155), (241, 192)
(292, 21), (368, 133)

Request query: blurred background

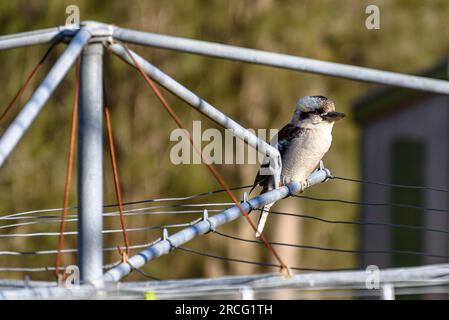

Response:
(1, 0), (449, 285)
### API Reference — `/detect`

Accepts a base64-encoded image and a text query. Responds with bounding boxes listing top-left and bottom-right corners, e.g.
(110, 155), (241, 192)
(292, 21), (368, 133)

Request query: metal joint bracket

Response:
(322, 168), (332, 183)
(55, 25), (80, 42)
(202, 210), (216, 233)
(162, 228), (177, 251)
(285, 181), (301, 197)
(303, 167), (332, 190)
(241, 192), (255, 213)
(80, 21), (116, 44)
(317, 160), (332, 183)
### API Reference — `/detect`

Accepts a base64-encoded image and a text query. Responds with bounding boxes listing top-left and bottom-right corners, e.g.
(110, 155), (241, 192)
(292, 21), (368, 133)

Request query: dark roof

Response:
(353, 57), (449, 125)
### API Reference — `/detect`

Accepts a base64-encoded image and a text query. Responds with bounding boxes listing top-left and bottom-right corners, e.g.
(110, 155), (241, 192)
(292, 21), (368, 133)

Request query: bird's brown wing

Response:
(250, 163), (271, 194)
(250, 124), (304, 194)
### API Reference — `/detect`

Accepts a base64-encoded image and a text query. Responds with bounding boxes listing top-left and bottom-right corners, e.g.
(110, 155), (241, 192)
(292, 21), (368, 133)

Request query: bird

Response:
(250, 95), (345, 237)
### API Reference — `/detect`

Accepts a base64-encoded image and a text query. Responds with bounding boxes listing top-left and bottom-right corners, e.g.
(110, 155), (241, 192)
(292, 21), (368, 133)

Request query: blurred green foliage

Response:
(0, 0), (448, 282)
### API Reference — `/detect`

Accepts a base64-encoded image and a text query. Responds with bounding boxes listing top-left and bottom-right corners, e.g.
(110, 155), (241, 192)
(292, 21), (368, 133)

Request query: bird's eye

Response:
(299, 112), (310, 120)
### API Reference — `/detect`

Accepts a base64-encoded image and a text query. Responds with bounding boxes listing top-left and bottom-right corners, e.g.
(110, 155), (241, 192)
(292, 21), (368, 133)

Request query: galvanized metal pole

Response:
(113, 27), (449, 95)
(2, 262), (449, 299)
(0, 29), (91, 167)
(0, 27), (73, 51)
(78, 43), (104, 286)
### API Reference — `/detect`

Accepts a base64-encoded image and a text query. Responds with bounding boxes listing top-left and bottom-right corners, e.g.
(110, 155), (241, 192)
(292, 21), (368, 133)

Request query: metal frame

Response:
(113, 27), (449, 94)
(78, 43), (104, 286)
(1, 21), (449, 292)
(0, 26), (74, 51)
(2, 263), (449, 299)
(0, 28), (91, 167)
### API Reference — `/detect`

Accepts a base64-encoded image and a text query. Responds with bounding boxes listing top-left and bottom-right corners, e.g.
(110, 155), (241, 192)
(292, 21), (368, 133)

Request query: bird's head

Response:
(291, 96), (345, 126)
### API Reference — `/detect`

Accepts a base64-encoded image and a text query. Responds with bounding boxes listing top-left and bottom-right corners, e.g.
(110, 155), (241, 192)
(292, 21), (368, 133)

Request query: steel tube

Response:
(1, 262), (448, 299)
(0, 286), (97, 300)
(0, 26), (76, 51)
(0, 29), (91, 167)
(113, 27), (449, 95)
(78, 43), (104, 286)
(103, 168), (331, 282)
(109, 43), (282, 185)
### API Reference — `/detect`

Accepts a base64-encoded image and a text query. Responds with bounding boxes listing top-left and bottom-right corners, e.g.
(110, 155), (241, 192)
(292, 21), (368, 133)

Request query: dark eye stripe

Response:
(300, 108), (324, 119)
(299, 112), (309, 120)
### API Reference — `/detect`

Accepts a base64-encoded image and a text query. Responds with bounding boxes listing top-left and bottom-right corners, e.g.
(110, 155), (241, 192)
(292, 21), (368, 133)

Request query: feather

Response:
(256, 202), (274, 237)
(250, 124), (304, 193)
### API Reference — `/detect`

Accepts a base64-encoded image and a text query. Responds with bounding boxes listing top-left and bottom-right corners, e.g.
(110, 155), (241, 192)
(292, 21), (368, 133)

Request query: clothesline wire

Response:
(293, 194), (449, 215)
(3, 200), (449, 236)
(0, 220), (202, 238)
(0, 185), (249, 219)
(4, 172), (449, 221)
(213, 230), (449, 260)
(0, 205), (230, 223)
(3, 202), (449, 238)
(264, 209), (449, 234)
(331, 175), (449, 193)
(177, 246), (357, 272)
(0, 234), (164, 256)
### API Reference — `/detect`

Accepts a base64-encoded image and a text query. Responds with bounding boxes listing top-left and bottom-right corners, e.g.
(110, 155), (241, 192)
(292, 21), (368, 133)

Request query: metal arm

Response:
(0, 29), (92, 167)
(0, 27), (68, 51)
(113, 27), (449, 95)
(108, 42), (282, 187)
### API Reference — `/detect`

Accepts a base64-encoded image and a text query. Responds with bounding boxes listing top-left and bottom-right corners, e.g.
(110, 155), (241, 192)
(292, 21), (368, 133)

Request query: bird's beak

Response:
(321, 111), (346, 122)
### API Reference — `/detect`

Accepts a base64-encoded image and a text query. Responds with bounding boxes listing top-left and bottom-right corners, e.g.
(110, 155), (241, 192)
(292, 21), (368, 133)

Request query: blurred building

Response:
(353, 58), (449, 269)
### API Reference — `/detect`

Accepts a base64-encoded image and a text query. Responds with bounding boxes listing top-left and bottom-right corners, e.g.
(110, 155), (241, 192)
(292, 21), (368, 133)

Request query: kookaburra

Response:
(250, 96), (345, 237)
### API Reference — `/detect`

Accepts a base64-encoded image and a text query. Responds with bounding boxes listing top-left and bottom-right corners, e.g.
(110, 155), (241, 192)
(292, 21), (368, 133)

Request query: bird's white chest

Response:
(281, 124), (333, 182)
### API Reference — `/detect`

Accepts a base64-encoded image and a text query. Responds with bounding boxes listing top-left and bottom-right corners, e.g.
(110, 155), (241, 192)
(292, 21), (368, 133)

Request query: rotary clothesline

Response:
(1, 22), (449, 287)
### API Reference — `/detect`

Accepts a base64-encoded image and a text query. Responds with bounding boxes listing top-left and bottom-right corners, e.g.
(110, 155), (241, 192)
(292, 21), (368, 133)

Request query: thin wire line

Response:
(129, 267), (161, 281)
(127, 261), (161, 281)
(56, 56), (79, 276)
(5, 175), (449, 221)
(0, 203), (228, 225)
(177, 246), (356, 272)
(0, 203), (231, 221)
(104, 82), (130, 258)
(0, 185), (247, 218)
(0, 237), (165, 256)
(103, 185), (252, 208)
(5, 204), (449, 236)
(1, 203), (232, 220)
(214, 230), (449, 259)
(3, 175), (449, 221)
(0, 211), (211, 231)
(332, 175), (449, 193)
(4, 216), (445, 258)
(0, 42), (57, 123)
(0, 220), (201, 238)
(264, 209), (449, 235)
(0, 262), (119, 273)
(293, 194), (449, 215)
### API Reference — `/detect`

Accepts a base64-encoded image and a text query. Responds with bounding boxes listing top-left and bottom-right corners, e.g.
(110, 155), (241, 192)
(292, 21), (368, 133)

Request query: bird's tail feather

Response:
(256, 202), (273, 237)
